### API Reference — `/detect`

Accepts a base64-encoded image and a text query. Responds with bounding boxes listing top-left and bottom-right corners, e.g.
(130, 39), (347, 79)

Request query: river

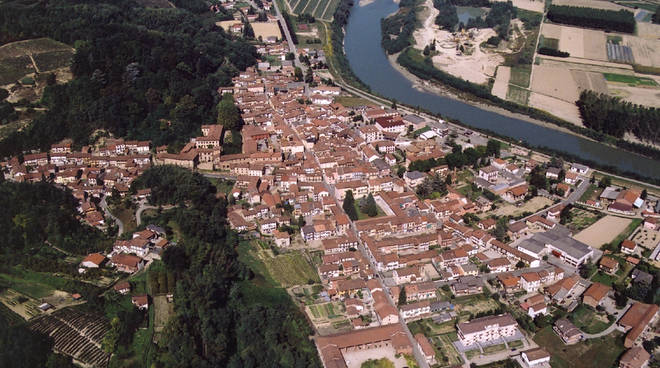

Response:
(343, 0), (660, 179)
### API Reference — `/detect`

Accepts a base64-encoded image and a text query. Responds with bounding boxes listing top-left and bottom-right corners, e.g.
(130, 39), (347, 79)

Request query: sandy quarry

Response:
(573, 215), (633, 248)
(413, 0), (504, 85)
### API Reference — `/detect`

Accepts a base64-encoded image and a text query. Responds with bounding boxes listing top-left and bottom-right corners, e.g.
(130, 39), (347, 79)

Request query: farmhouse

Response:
(110, 254), (144, 273)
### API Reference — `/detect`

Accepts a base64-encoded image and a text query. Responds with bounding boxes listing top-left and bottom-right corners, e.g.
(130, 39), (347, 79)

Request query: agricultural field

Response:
(0, 288), (43, 320)
(287, 0), (339, 21)
(565, 207), (602, 232)
(0, 38), (73, 86)
(603, 72), (657, 86)
(506, 84), (530, 105)
(153, 295), (174, 335)
(307, 301), (345, 321)
(573, 215), (633, 248)
(29, 308), (111, 367)
(509, 65), (531, 88)
(533, 326), (625, 368)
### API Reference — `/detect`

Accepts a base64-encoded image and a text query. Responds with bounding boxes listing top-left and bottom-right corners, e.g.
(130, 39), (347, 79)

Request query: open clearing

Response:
(533, 326), (625, 368)
(0, 38), (73, 86)
(573, 215), (633, 248)
(490, 196), (554, 217)
(153, 295), (174, 334)
(262, 250), (320, 287)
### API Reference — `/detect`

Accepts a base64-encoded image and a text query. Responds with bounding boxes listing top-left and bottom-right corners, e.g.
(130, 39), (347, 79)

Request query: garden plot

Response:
(631, 228), (660, 250)
(29, 308), (111, 367)
(573, 215), (633, 248)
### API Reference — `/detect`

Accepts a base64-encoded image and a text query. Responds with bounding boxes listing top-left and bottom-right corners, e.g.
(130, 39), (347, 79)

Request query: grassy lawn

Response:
(534, 327), (625, 368)
(609, 218), (642, 248)
(433, 333), (463, 367)
(354, 200), (385, 220)
(591, 271), (617, 286)
(579, 184), (601, 202)
(240, 240), (320, 287)
(408, 318), (456, 336)
(334, 96), (373, 107)
(540, 36), (559, 50)
(509, 65), (531, 88)
(604, 73), (657, 86)
(110, 203), (137, 234)
(569, 304), (612, 334)
(483, 343), (507, 355)
(506, 84), (530, 105)
(508, 339), (524, 349)
(207, 177), (235, 195)
(0, 273), (54, 299)
(465, 349), (481, 359)
(567, 208), (601, 231)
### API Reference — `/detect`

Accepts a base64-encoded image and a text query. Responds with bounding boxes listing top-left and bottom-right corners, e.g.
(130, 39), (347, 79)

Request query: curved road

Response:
(100, 198), (124, 236)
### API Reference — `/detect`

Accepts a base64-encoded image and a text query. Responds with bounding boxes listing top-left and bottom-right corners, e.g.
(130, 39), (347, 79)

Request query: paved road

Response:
(272, 0), (302, 68)
(135, 200), (169, 226)
(100, 198), (124, 236)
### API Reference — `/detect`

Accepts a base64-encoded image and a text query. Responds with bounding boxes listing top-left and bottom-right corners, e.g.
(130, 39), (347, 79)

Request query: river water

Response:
(343, 0), (660, 178)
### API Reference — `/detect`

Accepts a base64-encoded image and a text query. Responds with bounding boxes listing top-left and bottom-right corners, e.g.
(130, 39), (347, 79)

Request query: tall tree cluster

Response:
(576, 90), (660, 144)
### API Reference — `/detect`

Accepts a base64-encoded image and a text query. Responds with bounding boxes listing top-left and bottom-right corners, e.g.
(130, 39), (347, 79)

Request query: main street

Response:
(271, 0), (302, 68)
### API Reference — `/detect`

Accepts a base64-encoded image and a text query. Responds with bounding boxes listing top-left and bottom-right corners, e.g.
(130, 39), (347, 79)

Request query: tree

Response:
(398, 286), (407, 305)
(641, 189), (648, 200)
(579, 260), (595, 278)
(486, 139), (501, 157)
(294, 67), (303, 82)
(217, 93), (241, 131)
(599, 176), (612, 188)
(304, 68), (314, 84)
(559, 204), (573, 225)
(298, 215), (305, 227)
(343, 190), (358, 221)
(362, 194), (378, 217)
(515, 260), (526, 269)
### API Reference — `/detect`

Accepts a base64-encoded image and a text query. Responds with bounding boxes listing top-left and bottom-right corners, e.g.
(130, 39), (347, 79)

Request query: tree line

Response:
(381, 0), (419, 54)
(546, 5), (635, 33)
(131, 166), (320, 367)
(576, 90), (660, 144)
(0, 0), (258, 158)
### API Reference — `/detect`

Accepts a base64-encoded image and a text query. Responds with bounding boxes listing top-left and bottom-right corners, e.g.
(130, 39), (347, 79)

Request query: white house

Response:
(521, 348), (551, 366)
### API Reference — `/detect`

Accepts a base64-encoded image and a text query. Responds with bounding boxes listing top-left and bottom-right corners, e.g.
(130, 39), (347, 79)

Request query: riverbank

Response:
(386, 53), (590, 141)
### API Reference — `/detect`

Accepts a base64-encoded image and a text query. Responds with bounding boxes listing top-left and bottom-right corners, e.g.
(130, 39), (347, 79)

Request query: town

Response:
(0, 0), (659, 367)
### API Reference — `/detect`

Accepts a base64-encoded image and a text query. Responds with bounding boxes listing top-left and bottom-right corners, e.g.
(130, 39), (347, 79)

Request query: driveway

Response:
(100, 198), (123, 236)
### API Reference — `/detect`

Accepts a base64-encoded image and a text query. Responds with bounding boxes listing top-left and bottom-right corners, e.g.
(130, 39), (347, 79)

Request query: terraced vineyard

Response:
(29, 308), (111, 367)
(287, 0), (339, 21)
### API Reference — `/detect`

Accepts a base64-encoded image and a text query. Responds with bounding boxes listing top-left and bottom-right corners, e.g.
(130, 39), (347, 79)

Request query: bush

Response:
(538, 47), (569, 57)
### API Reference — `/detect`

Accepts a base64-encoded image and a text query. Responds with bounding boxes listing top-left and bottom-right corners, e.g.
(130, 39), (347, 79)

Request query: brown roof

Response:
(600, 256), (619, 270)
(82, 253), (105, 266)
(523, 347), (550, 361)
(113, 281), (131, 291)
(619, 347), (650, 368)
(316, 324), (410, 354)
(415, 333), (435, 357)
(621, 239), (636, 250)
(619, 302), (659, 347)
(583, 282), (611, 302)
(131, 294), (148, 306)
(111, 253), (142, 268)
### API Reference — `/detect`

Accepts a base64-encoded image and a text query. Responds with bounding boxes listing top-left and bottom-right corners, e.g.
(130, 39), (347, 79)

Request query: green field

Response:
(0, 301), (25, 325)
(0, 272), (55, 299)
(604, 73), (658, 87)
(509, 66), (531, 88)
(567, 207), (601, 231)
(241, 240), (322, 287)
(533, 327), (625, 368)
(540, 37), (559, 50)
(591, 271), (617, 286)
(569, 304), (612, 334)
(287, 0), (340, 20)
(579, 184), (601, 202)
(483, 343), (507, 354)
(354, 200), (386, 220)
(506, 84), (530, 105)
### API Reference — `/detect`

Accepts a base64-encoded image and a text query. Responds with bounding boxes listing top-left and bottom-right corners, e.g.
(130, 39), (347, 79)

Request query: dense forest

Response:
(465, 2), (517, 40)
(131, 166), (320, 368)
(0, 181), (108, 266)
(546, 5), (635, 33)
(0, 0), (257, 158)
(576, 90), (660, 144)
(381, 0), (419, 54)
(434, 0), (459, 30)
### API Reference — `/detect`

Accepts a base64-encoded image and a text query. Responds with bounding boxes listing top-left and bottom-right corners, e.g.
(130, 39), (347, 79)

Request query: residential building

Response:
(553, 318), (583, 344)
(619, 347), (650, 368)
(457, 314), (519, 346)
(583, 282), (611, 308)
(618, 302), (659, 347)
(521, 348), (551, 367)
(415, 333), (437, 365)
